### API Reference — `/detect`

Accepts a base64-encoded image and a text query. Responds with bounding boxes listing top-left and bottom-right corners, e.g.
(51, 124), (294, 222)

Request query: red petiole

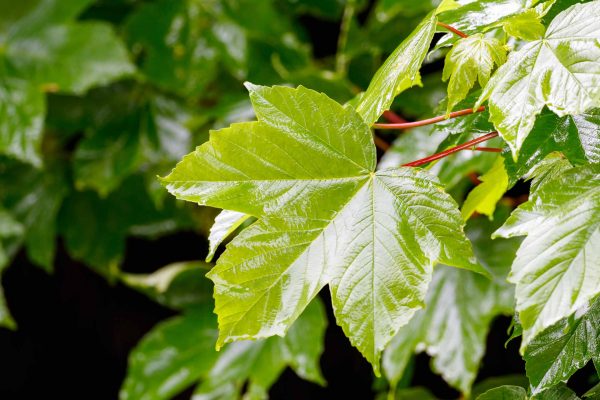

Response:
(373, 106), (486, 130)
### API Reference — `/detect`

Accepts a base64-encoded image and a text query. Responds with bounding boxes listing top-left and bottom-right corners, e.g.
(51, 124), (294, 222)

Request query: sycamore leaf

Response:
(443, 34), (507, 114)
(162, 84), (484, 373)
(206, 210), (251, 262)
(495, 164), (600, 349)
(383, 213), (517, 395)
(503, 109), (600, 187)
(462, 157), (509, 221)
(355, 12), (437, 125)
(6, 22), (135, 94)
(0, 78), (46, 166)
(477, 1), (600, 157)
(524, 295), (600, 394)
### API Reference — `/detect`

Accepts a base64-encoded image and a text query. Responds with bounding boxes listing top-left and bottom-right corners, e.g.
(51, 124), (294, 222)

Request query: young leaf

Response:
(477, 1), (600, 157)
(443, 34), (506, 114)
(0, 79), (46, 166)
(524, 296), (600, 394)
(495, 165), (600, 349)
(461, 157), (509, 221)
(383, 214), (518, 395)
(355, 12), (437, 125)
(162, 84), (484, 373)
(206, 210), (251, 262)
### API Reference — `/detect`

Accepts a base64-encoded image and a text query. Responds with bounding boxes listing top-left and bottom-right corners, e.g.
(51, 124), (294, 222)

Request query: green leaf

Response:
(0, 209), (23, 329)
(162, 84), (484, 373)
(125, 0), (218, 97)
(461, 157), (509, 221)
(120, 306), (220, 400)
(532, 384), (580, 400)
(476, 386), (528, 400)
(73, 114), (143, 196)
(442, 34), (506, 114)
(436, 0), (540, 47)
(355, 12), (437, 125)
(477, 1), (600, 157)
(383, 214), (517, 395)
(501, 9), (547, 40)
(0, 162), (68, 271)
(121, 261), (214, 311)
(524, 296), (600, 394)
(206, 210), (251, 262)
(192, 298), (327, 399)
(495, 165), (600, 349)
(503, 109), (600, 187)
(0, 0), (93, 42)
(6, 22), (135, 94)
(0, 78), (46, 166)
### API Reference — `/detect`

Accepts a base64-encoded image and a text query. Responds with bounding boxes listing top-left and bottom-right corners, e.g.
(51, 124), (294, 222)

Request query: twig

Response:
(382, 110), (407, 124)
(402, 132), (499, 167)
(437, 22), (469, 38)
(374, 107), (485, 130)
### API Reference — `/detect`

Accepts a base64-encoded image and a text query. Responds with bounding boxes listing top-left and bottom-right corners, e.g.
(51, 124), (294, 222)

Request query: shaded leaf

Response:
(0, 78), (45, 166)
(477, 386), (528, 400)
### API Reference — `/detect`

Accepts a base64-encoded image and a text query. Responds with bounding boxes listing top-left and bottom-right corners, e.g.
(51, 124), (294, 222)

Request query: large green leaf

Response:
(0, 79), (45, 166)
(355, 12), (437, 125)
(383, 213), (518, 395)
(477, 386), (528, 400)
(524, 296), (600, 394)
(442, 34), (506, 114)
(162, 84), (484, 373)
(477, 1), (600, 157)
(495, 164), (600, 348)
(6, 22), (135, 94)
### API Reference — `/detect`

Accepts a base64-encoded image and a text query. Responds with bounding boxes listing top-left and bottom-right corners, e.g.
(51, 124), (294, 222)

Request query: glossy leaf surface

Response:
(495, 165), (600, 348)
(163, 84), (483, 372)
(478, 1), (600, 157)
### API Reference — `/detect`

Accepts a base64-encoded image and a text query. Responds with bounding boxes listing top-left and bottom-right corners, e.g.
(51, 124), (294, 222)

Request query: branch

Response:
(373, 106), (485, 130)
(436, 22), (469, 38)
(402, 132), (499, 167)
